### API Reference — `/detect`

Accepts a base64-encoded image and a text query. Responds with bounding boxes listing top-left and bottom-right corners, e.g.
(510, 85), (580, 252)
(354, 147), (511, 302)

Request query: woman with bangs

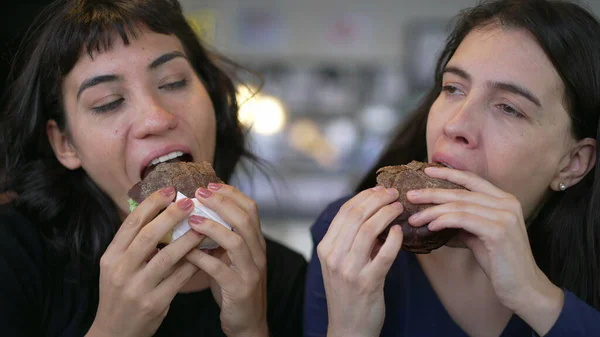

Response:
(0, 0), (306, 336)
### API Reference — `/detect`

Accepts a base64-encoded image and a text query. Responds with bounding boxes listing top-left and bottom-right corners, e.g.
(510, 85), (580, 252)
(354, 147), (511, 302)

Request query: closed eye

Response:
(92, 98), (124, 114)
(159, 79), (187, 91)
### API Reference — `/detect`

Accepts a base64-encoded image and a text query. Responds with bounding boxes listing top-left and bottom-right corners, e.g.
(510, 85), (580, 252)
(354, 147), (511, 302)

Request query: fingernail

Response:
(161, 186), (175, 196)
(372, 185), (384, 191)
(189, 215), (204, 225)
(196, 188), (213, 198)
(208, 183), (222, 191)
(386, 188), (398, 195)
(392, 201), (403, 209)
(177, 198), (194, 210)
(407, 190), (420, 197)
(409, 212), (420, 221)
(424, 167), (439, 174)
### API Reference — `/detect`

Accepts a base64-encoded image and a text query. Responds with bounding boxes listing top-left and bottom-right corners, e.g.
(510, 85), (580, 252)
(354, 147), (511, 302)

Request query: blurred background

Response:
(2, 0), (600, 260)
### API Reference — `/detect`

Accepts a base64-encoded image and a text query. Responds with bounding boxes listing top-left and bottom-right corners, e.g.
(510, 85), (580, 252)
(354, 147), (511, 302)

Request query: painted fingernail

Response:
(386, 188), (398, 195)
(196, 188), (213, 198)
(208, 183), (222, 191)
(189, 215), (204, 225)
(372, 185), (384, 191)
(161, 186), (175, 196)
(177, 198), (194, 210)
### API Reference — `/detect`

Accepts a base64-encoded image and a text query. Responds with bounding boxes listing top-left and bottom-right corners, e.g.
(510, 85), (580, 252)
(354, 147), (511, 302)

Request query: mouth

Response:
(434, 161), (455, 169)
(141, 151), (193, 180)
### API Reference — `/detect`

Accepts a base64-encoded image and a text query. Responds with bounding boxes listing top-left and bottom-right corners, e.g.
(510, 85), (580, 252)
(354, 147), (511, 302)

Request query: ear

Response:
(47, 120), (82, 170)
(551, 137), (596, 191)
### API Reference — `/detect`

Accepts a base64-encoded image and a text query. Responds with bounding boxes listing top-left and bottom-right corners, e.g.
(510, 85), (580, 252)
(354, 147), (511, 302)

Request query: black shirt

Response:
(0, 204), (306, 337)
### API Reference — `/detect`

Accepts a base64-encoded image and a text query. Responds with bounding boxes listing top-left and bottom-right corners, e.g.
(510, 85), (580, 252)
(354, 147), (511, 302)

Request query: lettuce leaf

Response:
(128, 199), (139, 213)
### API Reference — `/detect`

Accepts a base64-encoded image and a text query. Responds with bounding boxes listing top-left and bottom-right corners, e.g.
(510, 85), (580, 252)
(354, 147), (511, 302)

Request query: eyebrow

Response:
(442, 66), (542, 108)
(76, 51), (187, 101)
(148, 51), (186, 70)
(77, 75), (121, 100)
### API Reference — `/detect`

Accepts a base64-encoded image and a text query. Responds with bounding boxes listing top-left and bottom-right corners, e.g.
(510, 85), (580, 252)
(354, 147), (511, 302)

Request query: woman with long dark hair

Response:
(0, 0), (306, 336)
(305, 0), (600, 336)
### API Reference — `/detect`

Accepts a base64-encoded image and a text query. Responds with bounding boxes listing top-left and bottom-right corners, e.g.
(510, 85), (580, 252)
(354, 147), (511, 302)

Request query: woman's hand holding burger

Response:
(187, 183), (268, 337)
(317, 186), (405, 337)
(406, 166), (564, 335)
(87, 187), (206, 337)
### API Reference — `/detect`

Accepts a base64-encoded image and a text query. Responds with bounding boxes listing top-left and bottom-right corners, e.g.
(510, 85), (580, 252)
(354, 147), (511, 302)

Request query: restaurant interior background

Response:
(3, 0), (600, 260)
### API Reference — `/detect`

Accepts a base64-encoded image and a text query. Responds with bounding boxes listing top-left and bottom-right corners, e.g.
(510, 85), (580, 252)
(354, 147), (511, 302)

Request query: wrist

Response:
(513, 274), (564, 336)
(229, 322), (269, 337)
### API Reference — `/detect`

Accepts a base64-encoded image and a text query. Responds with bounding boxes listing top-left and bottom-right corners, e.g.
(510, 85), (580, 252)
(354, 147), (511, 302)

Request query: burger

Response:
(375, 160), (466, 253)
(127, 161), (231, 250)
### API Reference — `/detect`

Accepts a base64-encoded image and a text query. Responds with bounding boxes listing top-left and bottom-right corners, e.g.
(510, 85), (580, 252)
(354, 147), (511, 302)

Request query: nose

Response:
(132, 96), (178, 139)
(442, 98), (480, 148)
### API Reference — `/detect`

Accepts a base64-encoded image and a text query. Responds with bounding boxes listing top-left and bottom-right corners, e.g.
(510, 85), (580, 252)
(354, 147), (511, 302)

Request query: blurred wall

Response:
(179, 0), (600, 64)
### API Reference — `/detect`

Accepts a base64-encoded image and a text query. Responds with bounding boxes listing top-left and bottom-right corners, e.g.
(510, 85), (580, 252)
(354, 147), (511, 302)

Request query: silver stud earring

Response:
(559, 182), (567, 191)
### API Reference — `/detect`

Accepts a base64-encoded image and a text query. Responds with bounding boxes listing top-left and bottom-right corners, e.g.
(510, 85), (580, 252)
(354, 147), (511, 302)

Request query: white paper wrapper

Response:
(171, 192), (232, 250)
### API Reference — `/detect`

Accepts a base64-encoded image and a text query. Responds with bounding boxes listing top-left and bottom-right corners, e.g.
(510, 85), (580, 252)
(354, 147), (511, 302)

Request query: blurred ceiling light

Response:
(237, 85), (287, 136)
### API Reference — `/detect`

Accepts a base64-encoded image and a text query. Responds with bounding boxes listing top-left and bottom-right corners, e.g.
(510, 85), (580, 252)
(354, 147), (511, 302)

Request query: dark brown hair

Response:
(0, 0), (257, 275)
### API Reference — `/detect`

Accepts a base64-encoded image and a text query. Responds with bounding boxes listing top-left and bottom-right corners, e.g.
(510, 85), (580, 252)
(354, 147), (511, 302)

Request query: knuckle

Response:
(99, 254), (112, 271)
(136, 229), (154, 246)
(229, 234), (244, 250)
(122, 214), (141, 229)
(340, 265), (357, 284)
(347, 206), (366, 221)
(139, 298), (160, 317)
(247, 199), (259, 214)
(325, 254), (340, 272)
(154, 250), (174, 267)
(239, 212), (253, 227)
(316, 243), (328, 259)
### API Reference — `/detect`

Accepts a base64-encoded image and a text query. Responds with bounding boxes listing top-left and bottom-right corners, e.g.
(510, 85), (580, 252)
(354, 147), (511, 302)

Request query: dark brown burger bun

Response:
(127, 161), (223, 246)
(128, 161), (223, 204)
(375, 160), (467, 254)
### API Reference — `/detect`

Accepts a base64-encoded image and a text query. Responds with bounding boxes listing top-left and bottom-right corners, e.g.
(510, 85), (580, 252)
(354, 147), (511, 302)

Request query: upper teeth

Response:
(149, 151), (185, 167)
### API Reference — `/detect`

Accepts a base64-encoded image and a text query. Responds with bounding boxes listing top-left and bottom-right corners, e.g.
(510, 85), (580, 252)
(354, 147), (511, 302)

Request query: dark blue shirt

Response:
(304, 196), (600, 337)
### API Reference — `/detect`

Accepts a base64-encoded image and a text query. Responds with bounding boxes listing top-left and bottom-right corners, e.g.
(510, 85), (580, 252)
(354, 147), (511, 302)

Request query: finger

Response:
(124, 197), (196, 269)
(347, 202), (403, 267)
(152, 260), (200, 307)
(141, 230), (207, 285)
(206, 183), (257, 220)
(195, 187), (265, 265)
(423, 166), (506, 198)
(427, 212), (506, 242)
(332, 187), (400, 255)
(365, 224), (403, 280)
(185, 248), (236, 289)
(106, 187), (177, 255)
(408, 201), (509, 228)
(320, 186), (384, 247)
(188, 217), (257, 278)
(406, 188), (504, 211)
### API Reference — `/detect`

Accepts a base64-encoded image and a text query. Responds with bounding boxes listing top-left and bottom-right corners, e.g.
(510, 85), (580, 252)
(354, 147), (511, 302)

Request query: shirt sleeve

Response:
(303, 197), (351, 337)
(0, 206), (45, 336)
(542, 289), (600, 337)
